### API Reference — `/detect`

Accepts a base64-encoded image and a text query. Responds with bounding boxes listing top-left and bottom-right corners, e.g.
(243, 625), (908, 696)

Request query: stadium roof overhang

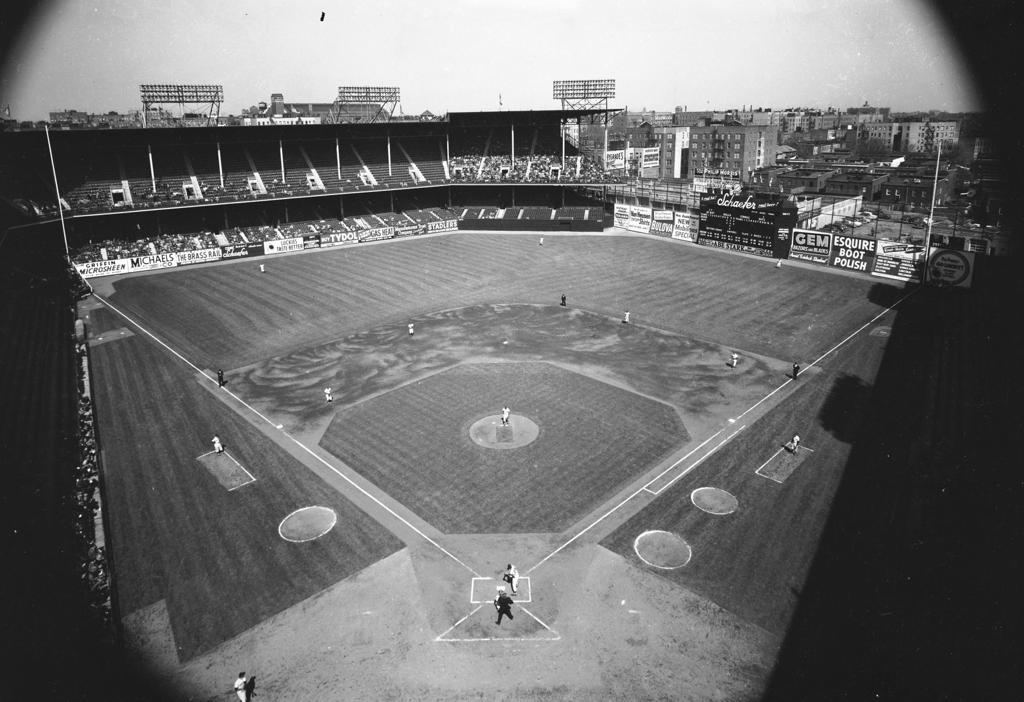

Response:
(1, 108), (622, 151)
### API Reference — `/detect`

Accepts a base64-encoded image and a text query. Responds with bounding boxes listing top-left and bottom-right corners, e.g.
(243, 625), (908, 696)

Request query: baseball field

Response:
(82, 229), (919, 700)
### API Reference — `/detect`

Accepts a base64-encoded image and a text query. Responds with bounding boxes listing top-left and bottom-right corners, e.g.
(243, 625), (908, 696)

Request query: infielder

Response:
(212, 435), (224, 454)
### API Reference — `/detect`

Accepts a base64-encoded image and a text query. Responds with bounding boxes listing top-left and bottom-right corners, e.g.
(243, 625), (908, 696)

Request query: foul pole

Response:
(44, 125), (71, 259)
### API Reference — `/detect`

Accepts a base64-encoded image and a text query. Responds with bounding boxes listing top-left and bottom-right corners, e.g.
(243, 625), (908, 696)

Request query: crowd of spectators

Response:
(70, 231), (222, 263)
(29, 145), (623, 219)
(448, 152), (621, 185)
(72, 340), (112, 633)
(66, 204), (586, 264)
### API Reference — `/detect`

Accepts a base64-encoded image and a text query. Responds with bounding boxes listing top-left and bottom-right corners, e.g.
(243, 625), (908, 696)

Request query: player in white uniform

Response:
(212, 435), (224, 454)
(324, 387), (333, 403)
(501, 406), (510, 426)
(502, 563), (520, 594)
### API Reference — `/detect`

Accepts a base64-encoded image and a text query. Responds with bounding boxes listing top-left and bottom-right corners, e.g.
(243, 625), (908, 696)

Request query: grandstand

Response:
(0, 109), (621, 225)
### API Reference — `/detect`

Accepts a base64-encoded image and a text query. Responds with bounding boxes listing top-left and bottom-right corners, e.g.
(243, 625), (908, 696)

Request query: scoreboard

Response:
(697, 191), (796, 258)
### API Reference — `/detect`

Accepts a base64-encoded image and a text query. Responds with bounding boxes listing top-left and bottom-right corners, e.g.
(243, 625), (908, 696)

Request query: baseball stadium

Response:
(2, 4), (1021, 702)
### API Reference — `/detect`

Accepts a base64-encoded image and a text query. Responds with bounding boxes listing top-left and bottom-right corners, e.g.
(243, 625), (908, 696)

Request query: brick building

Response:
(687, 123), (779, 183)
(776, 168), (836, 193)
(881, 174), (953, 208)
(825, 172), (889, 200)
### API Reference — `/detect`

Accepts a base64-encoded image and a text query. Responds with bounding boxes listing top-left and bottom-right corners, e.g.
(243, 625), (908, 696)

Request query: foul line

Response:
(645, 424), (746, 496)
(94, 294), (481, 577)
(526, 286), (917, 576)
(434, 604), (560, 642)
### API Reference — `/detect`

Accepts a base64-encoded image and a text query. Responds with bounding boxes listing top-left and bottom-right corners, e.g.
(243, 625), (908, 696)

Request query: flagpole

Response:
(923, 140), (943, 285)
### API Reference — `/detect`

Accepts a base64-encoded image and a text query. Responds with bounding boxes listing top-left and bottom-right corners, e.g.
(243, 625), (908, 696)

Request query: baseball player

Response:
(501, 406), (510, 426)
(502, 564), (520, 594)
(622, 310), (630, 324)
(233, 672), (248, 702)
(729, 353), (739, 368)
(408, 323), (414, 337)
(212, 435), (224, 454)
(324, 387), (333, 403)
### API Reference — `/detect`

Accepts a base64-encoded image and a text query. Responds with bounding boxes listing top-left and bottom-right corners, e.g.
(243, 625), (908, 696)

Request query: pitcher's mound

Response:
(469, 414), (539, 449)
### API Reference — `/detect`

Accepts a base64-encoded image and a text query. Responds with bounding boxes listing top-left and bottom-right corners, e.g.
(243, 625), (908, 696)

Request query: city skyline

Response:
(2, 0), (982, 123)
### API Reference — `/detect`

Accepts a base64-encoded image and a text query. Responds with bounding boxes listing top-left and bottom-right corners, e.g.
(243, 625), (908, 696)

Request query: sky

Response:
(0, 0), (981, 122)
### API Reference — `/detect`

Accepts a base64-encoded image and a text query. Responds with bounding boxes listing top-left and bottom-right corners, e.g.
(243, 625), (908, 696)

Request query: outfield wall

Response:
(74, 213), (611, 279)
(74, 223), (453, 278)
(790, 229), (925, 283)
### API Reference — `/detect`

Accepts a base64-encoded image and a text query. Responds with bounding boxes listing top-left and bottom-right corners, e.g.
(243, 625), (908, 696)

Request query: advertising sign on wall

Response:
(872, 241), (923, 281)
(302, 235), (321, 249)
(614, 203), (629, 229)
(394, 224), (423, 237)
(828, 234), (876, 273)
(176, 247), (223, 266)
(626, 205), (652, 234)
(127, 253), (179, 272)
(263, 237), (304, 255)
(75, 259), (131, 278)
(790, 229), (832, 264)
(672, 211), (697, 241)
(650, 208), (673, 236)
(642, 147), (660, 168)
(927, 247), (974, 288)
(605, 150), (625, 171)
(427, 219), (458, 233)
(319, 230), (359, 247)
(220, 244), (251, 259)
(357, 226), (395, 242)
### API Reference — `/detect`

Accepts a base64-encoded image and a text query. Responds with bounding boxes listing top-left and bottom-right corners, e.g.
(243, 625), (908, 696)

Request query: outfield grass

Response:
(319, 361), (685, 533)
(599, 314), (894, 636)
(101, 233), (899, 371)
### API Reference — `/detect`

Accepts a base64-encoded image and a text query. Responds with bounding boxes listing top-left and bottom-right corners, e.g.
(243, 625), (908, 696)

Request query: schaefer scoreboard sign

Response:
(697, 192), (794, 258)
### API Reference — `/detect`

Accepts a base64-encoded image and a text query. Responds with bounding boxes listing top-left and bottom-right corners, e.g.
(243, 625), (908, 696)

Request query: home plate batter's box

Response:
(471, 577), (532, 603)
